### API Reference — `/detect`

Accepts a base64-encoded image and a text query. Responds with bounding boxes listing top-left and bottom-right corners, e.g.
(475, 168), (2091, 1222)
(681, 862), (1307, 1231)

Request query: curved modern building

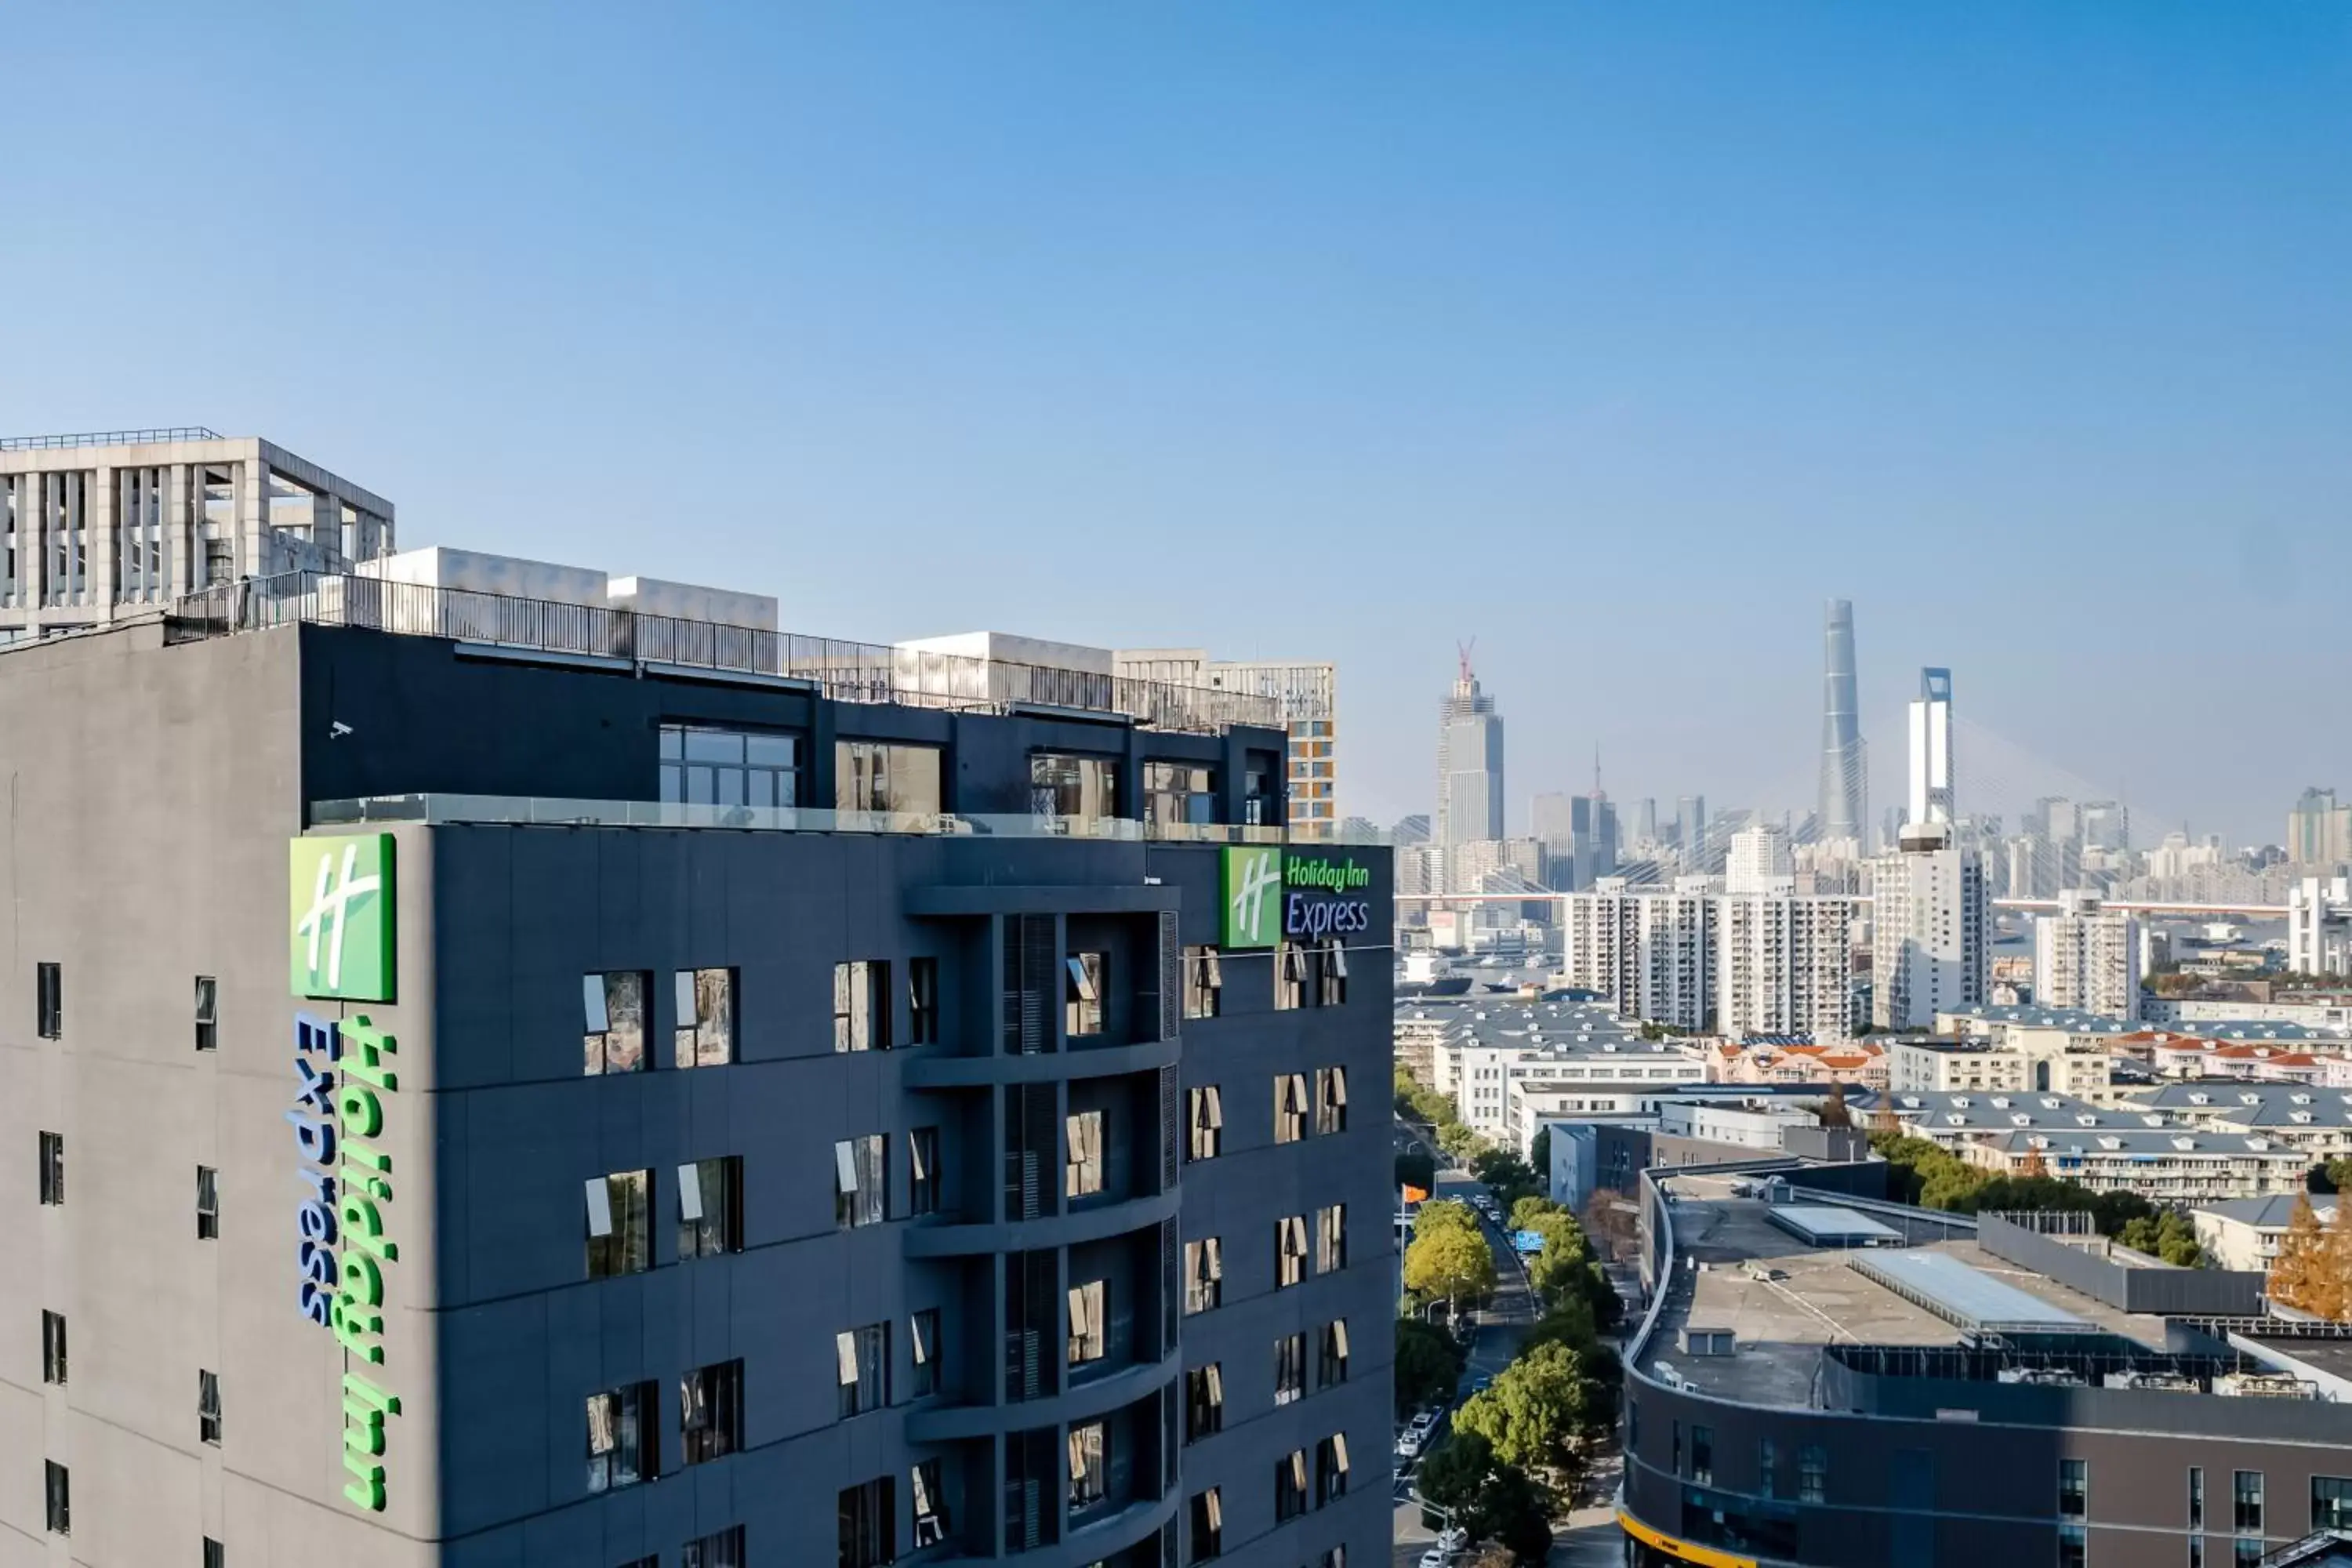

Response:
(1619, 1167), (2352, 1568)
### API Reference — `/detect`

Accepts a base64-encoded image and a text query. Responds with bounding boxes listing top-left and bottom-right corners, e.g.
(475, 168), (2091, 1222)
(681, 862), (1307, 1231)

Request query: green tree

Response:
(1417, 1433), (1552, 1566)
(1526, 1126), (1552, 1177)
(2318, 1156), (2352, 1196)
(1471, 1148), (1541, 1206)
(1405, 1222), (1497, 1316)
(1521, 1294), (1597, 1358)
(1454, 1341), (1588, 1472)
(1414, 1199), (1479, 1240)
(1395, 1317), (1465, 1416)
(1396, 1148), (1437, 1195)
(1509, 1194), (1565, 1233)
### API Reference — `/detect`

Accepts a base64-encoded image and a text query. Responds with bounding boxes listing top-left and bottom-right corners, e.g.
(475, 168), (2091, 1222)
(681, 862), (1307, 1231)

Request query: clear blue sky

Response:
(5, 4), (2346, 843)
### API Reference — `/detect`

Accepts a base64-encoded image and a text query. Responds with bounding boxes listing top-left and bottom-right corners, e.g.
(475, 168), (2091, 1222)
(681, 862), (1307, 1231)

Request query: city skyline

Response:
(2, 5), (2343, 844)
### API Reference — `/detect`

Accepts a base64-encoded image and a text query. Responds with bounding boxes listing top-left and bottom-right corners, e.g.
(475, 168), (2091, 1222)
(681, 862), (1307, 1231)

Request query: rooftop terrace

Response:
(163, 569), (1284, 736)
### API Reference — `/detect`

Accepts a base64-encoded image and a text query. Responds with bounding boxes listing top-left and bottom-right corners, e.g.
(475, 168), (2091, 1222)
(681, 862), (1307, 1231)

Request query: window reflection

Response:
(1144, 760), (1217, 830)
(659, 724), (800, 808)
(837, 740), (943, 818)
(1031, 753), (1116, 827)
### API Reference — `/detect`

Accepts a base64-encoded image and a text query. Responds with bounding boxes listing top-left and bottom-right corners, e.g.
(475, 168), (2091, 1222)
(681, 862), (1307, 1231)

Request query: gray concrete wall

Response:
(1975, 1214), (2267, 1317)
(0, 624), (439, 1568)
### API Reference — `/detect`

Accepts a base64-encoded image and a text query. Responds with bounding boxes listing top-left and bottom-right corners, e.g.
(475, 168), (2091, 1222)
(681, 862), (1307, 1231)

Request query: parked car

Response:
(1409, 1410), (1439, 1435)
(1396, 1428), (1424, 1459)
(1417, 1550), (1454, 1568)
(1469, 1374), (1494, 1395)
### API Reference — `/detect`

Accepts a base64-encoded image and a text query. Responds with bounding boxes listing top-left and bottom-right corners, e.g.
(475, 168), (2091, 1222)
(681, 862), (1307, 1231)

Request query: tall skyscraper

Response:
(1676, 795), (1708, 861)
(1818, 599), (1867, 844)
(1875, 666), (1985, 1029)
(1436, 648), (1504, 844)
(1905, 666), (1955, 828)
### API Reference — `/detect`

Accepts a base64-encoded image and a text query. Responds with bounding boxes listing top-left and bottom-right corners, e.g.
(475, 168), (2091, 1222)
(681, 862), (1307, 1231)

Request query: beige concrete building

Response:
(1, 428), (394, 641)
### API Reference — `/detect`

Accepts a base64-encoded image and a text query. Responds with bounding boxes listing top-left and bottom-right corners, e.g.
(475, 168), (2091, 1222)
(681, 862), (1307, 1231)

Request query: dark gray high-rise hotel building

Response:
(0, 561), (1391, 1566)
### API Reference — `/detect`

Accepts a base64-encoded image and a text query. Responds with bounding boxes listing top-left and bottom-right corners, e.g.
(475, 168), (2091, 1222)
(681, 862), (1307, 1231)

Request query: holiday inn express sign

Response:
(1221, 845), (1374, 948)
(290, 833), (397, 1003)
(288, 833), (403, 1515)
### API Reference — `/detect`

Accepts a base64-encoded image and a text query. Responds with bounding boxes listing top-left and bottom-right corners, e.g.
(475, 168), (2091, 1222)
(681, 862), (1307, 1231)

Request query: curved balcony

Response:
(905, 1351), (1179, 1444)
(902, 1187), (1179, 1258)
(920, 1491), (1180, 1568)
(902, 1036), (1179, 1090)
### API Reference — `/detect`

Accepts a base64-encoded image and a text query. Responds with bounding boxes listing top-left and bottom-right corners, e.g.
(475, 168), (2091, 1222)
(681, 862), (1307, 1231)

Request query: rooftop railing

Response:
(0, 426), (225, 452)
(310, 793), (1391, 844)
(171, 571), (1283, 735)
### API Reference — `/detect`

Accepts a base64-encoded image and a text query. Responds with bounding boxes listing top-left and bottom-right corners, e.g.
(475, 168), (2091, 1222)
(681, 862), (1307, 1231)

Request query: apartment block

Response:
(0, 586), (1391, 1567)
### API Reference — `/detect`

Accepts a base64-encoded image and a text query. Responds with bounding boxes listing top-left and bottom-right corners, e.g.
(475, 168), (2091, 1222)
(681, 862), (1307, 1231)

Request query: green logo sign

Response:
(1222, 845), (1282, 948)
(290, 834), (396, 1001)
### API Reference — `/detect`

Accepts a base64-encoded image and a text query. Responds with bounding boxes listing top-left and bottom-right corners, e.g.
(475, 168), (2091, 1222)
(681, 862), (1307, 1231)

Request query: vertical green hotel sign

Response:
(290, 834), (396, 1003)
(287, 834), (401, 1515)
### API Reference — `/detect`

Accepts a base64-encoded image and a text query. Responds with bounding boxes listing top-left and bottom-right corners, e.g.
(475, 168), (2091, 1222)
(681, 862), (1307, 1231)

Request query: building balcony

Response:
(904, 1186), (1180, 1258)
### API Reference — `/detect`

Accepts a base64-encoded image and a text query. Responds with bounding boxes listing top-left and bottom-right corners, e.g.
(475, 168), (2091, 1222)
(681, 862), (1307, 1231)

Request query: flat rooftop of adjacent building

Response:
(1640, 1176), (2166, 1409)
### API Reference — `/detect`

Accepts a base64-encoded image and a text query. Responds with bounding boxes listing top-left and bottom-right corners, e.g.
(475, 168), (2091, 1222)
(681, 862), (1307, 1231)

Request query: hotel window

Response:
(1184, 946), (1223, 1019)
(660, 724), (799, 808)
(196, 1165), (220, 1240)
(1316, 1066), (1348, 1134)
(1065, 1111), (1105, 1198)
(2236, 1471), (2263, 1534)
(1067, 1279), (1106, 1367)
(912, 1458), (949, 1548)
(1316, 938), (1348, 1006)
(677, 1156), (742, 1258)
(2190, 1468), (2205, 1531)
(36, 961), (60, 1038)
(910, 1308), (941, 1397)
(205, 1539), (223, 1568)
(41, 1311), (65, 1385)
(1319, 1319), (1350, 1386)
(1316, 1433), (1350, 1505)
(908, 958), (940, 1045)
(2060, 1458), (2087, 1519)
(1188, 1086), (1223, 1161)
(1316, 1203), (1347, 1274)
(1275, 1333), (1305, 1405)
(2314, 1477), (2352, 1533)
(1276, 1449), (1309, 1523)
(1186, 1363), (1224, 1442)
(834, 960), (890, 1052)
(680, 1359), (742, 1465)
(837, 1323), (890, 1418)
(1069, 1421), (1108, 1512)
(835, 1135), (887, 1229)
(909, 1127), (941, 1216)
(1144, 760), (1218, 830)
(1276, 1073), (1308, 1142)
(194, 976), (218, 1051)
(44, 1460), (67, 1536)
(2058, 1526), (2086, 1568)
(1277, 1215), (1308, 1287)
(586, 1381), (656, 1492)
(674, 968), (735, 1067)
(582, 971), (648, 1074)
(839, 1477), (895, 1568)
(1185, 1237), (1223, 1313)
(836, 739), (943, 818)
(1189, 1487), (1223, 1562)
(1031, 752), (1116, 826)
(585, 1171), (653, 1277)
(1690, 1424), (1712, 1486)
(1065, 953), (1105, 1038)
(1759, 1436), (1778, 1500)
(1799, 1444), (1827, 1504)
(2234, 1540), (2262, 1567)
(682, 1525), (747, 1568)
(198, 1370), (223, 1444)
(1276, 942), (1307, 1010)
(38, 1132), (61, 1204)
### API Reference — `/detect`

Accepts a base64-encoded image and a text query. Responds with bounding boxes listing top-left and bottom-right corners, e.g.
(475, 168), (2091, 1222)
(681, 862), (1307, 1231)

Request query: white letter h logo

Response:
(299, 844), (382, 989)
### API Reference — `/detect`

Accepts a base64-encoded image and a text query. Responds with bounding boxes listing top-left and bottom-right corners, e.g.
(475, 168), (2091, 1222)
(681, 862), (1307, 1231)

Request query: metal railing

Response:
(308, 793), (1344, 844)
(0, 426), (224, 452)
(170, 570), (1284, 734)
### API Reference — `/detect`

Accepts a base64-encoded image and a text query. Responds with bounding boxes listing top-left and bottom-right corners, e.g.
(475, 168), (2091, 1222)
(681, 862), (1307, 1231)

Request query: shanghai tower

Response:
(1819, 598), (1867, 844)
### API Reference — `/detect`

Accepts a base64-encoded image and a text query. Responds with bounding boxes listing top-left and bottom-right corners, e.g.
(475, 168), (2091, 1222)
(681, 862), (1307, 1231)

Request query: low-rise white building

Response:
(2189, 1194), (2340, 1273)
